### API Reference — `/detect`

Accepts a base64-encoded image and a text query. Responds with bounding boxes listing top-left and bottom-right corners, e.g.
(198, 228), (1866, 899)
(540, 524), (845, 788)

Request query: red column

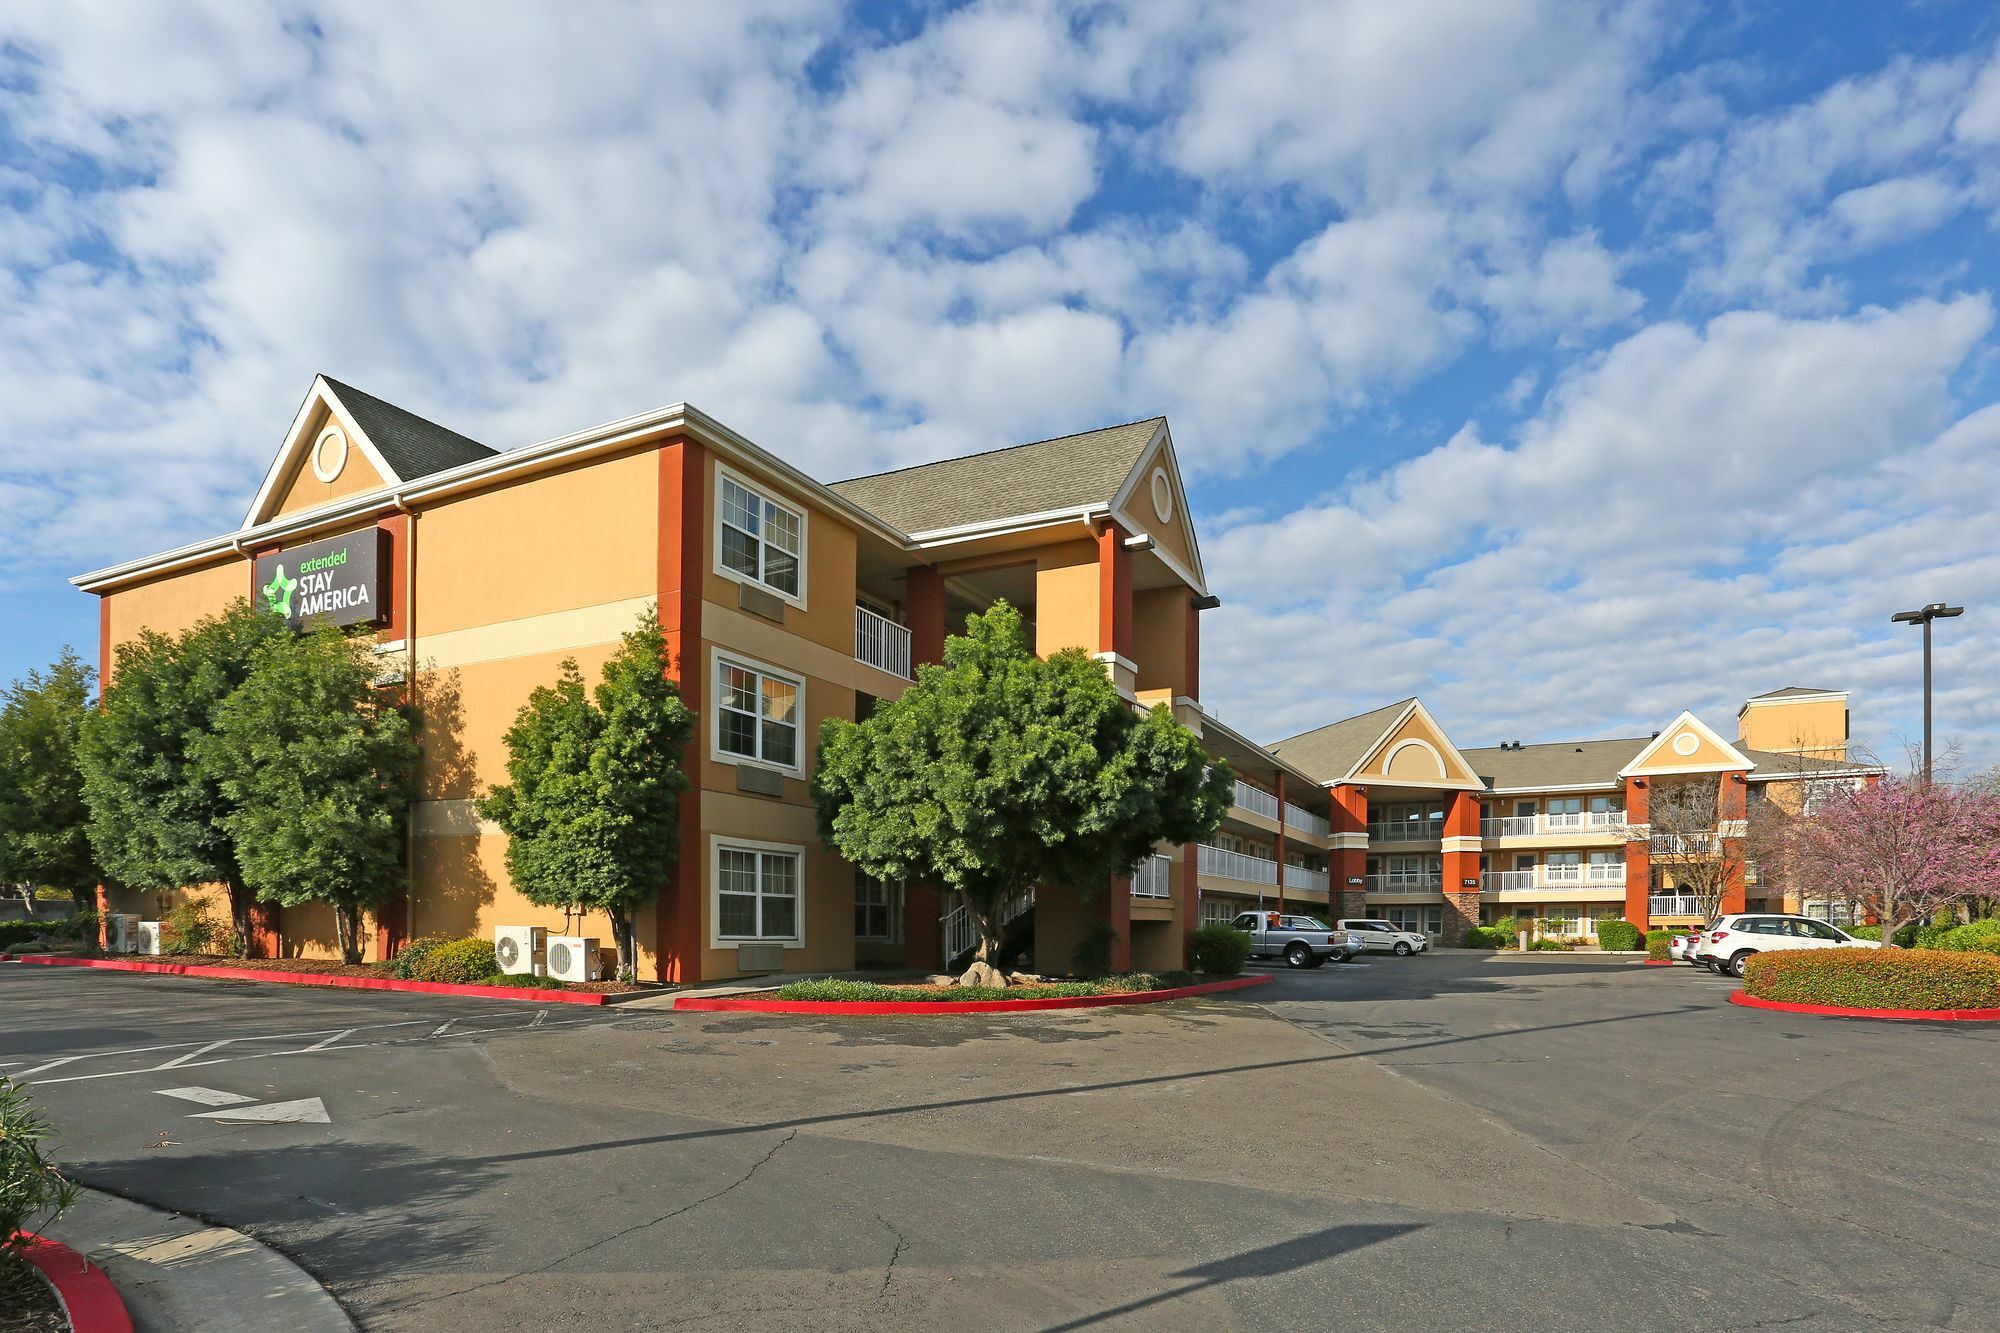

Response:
(1100, 875), (1132, 971)
(248, 901), (281, 959)
(656, 437), (706, 985)
(1274, 771), (1288, 913)
(375, 511), (410, 640)
(95, 596), (111, 949)
(1440, 790), (1482, 945)
(1184, 589), (1201, 701)
(1181, 842), (1199, 957)
(1719, 772), (1749, 915)
(1623, 777), (1651, 929)
(902, 564), (948, 972)
(1331, 784), (1368, 919)
(1097, 522), (1133, 661)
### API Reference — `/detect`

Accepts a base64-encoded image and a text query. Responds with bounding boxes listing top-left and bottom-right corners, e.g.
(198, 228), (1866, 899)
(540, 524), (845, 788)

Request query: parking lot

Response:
(6, 953), (1998, 1330)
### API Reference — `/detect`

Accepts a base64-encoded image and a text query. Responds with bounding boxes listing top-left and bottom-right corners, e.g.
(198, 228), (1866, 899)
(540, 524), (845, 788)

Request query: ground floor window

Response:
(1382, 906), (1444, 936)
(1802, 899), (1862, 926)
(717, 843), (801, 942)
(1587, 906), (1622, 934)
(855, 874), (902, 942)
(1540, 908), (1582, 936)
(1199, 897), (1239, 926)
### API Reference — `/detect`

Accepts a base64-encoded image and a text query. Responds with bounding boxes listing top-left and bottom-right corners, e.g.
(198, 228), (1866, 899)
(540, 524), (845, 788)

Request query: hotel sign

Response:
(254, 529), (389, 630)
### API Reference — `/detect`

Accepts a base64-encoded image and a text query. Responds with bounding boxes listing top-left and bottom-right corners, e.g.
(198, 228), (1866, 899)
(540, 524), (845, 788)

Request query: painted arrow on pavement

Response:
(187, 1097), (330, 1125)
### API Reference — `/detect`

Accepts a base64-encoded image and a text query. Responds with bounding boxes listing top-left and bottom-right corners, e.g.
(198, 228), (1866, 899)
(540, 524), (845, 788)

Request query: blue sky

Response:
(3, 1), (1998, 770)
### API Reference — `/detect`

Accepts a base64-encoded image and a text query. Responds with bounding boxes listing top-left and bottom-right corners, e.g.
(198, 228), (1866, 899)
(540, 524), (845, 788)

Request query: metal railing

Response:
(941, 887), (1034, 961)
(1647, 895), (1710, 917)
(1481, 812), (1626, 838)
(1485, 865), (1627, 891)
(1233, 781), (1280, 820)
(1289, 865), (1330, 895)
(1284, 802), (1331, 838)
(1651, 833), (1722, 855)
(1131, 854), (1173, 899)
(1368, 821), (1443, 844)
(854, 605), (913, 679)
(1364, 873), (1443, 894)
(1198, 843), (1279, 886)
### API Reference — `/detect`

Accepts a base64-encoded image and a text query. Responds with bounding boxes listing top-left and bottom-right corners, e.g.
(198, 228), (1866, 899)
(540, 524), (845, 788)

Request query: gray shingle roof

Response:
(828, 418), (1163, 534)
(1739, 747), (1880, 777)
(323, 377), (496, 481)
(1268, 699), (1415, 782)
(1746, 685), (1843, 701)
(1460, 737), (1650, 790)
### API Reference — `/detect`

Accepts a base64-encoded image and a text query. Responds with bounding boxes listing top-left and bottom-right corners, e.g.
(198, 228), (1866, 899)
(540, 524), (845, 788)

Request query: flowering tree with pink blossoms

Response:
(1785, 777), (2000, 945)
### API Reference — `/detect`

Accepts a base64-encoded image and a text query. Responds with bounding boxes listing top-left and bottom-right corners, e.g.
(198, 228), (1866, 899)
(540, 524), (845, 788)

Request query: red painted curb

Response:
(1728, 991), (2000, 1022)
(18, 1232), (134, 1333)
(676, 974), (1272, 1014)
(1642, 960), (1676, 967)
(14, 954), (610, 1005)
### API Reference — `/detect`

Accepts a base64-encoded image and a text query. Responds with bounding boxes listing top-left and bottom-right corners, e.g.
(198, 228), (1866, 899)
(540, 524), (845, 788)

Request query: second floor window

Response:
(720, 473), (803, 599)
(719, 659), (800, 769)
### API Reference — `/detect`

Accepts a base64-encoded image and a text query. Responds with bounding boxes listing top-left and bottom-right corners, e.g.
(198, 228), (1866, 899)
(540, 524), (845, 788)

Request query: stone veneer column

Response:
(1623, 776), (1651, 930)
(1439, 790), (1483, 945)
(1330, 784), (1369, 920)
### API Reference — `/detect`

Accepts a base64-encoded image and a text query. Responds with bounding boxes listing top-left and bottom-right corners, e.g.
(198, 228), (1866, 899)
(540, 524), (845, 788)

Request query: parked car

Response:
(1335, 919), (1431, 956)
(1668, 930), (1701, 963)
(1692, 913), (1883, 978)
(1230, 913), (1361, 968)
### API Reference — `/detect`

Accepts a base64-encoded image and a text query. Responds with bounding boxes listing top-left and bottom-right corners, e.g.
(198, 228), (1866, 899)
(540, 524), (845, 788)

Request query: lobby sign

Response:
(254, 529), (389, 630)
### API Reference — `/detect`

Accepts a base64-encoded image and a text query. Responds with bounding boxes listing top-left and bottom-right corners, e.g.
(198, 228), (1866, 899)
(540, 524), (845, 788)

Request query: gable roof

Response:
(828, 418), (1163, 536)
(320, 377), (496, 481)
(1747, 685), (1842, 701)
(1461, 737), (1649, 790)
(1268, 699), (1417, 783)
(1619, 710), (1755, 777)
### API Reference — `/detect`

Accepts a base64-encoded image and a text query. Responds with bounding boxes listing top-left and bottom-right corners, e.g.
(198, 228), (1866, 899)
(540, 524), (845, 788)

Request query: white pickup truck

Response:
(1229, 912), (1362, 968)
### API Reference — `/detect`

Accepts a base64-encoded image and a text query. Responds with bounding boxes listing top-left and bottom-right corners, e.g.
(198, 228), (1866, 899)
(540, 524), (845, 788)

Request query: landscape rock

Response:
(959, 961), (1009, 988)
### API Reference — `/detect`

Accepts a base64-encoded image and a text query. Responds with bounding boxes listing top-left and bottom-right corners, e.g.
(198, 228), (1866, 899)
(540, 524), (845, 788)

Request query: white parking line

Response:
(155, 1039), (235, 1070)
(301, 1029), (355, 1052)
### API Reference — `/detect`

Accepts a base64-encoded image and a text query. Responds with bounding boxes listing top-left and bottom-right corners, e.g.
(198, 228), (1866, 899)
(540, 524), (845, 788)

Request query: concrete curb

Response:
(1728, 990), (2000, 1022)
(40, 1186), (354, 1333)
(18, 1232), (132, 1332)
(676, 974), (1272, 1014)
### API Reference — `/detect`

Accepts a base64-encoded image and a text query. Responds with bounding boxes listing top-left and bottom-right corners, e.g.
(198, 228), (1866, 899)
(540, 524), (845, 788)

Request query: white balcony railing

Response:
(854, 605), (913, 679)
(1289, 865), (1330, 895)
(1233, 781), (1281, 820)
(1131, 854), (1173, 899)
(1199, 843), (1279, 886)
(1651, 833), (1722, 855)
(1485, 865), (1627, 892)
(941, 886), (1033, 961)
(1481, 811), (1626, 839)
(1648, 895), (1710, 917)
(1365, 873), (1443, 894)
(1284, 802), (1331, 838)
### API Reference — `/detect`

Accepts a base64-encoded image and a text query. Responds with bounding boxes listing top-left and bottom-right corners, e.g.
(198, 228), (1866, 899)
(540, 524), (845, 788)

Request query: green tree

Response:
(476, 607), (695, 978)
(0, 650), (99, 914)
(196, 622), (420, 964)
(813, 601), (1232, 982)
(78, 601), (286, 953)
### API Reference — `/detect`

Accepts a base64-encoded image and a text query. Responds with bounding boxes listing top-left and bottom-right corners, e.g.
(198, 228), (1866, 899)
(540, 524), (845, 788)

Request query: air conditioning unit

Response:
(736, 942), (785, 973)
(493, 925), (547, 976)
(135, 920), (163, 955)
(105, 914), (140, 953)
(545, 936), (601, 983)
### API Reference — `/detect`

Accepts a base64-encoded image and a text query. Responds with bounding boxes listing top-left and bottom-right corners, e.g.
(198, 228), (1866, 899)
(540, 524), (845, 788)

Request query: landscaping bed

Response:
(0, 1248), (67, 1333)
(1739, 948), (2000, 1018)
(10, 953), (648, 1005)
(678, 973), (1270, 1014)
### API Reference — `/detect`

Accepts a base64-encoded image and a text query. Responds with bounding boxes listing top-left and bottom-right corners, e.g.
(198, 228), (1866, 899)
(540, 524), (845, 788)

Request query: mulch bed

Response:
(0, 1254), (66, 1333)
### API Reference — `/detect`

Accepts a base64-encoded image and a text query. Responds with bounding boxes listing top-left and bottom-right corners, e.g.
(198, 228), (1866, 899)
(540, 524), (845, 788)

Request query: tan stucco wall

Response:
(102, 557), (251, 671)
(1132, 586), (1191, 696)
(272, 405), (390, 517)
(695, 790), (858, 979)
(1122, 441), (1198, 573)
(1360, 712), (1473, 784)
(1632, 723), (1742, 773)
(1032, 540), (1100, 657)
(699, 454), (858, 657)
(1739, 698), (1847, 759)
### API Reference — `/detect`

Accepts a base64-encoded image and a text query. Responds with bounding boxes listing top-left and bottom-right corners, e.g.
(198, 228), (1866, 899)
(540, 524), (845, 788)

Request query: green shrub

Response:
(1645, 926), (1680, 944)
(407, 937), (498, 984)
(772, 978), (1105, 1002)
(1094, 972), (1161, 993)
(1527, 937), (1568, 951)
(1593, 919), (1643, 952)
(1843, 924), (1879, 940)
(1463, 925), (1512, 949)
(1931, 919), (2000, 957)
(0, 1077), (80, 1261)
(160, 900), (217, 955)
(1071, 922), (1118, 978)
(389, 934), (453, 979)
(0, 920), (46, 949)
(1188, 922), (1251, 976)
(480, 971), (568, 989)
(56, 910), (98, 943)
(1156, 969), (1196, 988)
(1840, 922), (1921, 946)
(1742, 949), (2000, 1011)
(1647, 937), (1672, 961)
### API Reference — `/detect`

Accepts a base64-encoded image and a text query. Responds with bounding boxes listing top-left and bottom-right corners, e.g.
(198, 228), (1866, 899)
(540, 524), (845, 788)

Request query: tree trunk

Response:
(227, 879), (253, 957)
(335, 903), (364, 965)
(957, 890), (1007, 985)
(70, 887), (92, 915)
(609, 907), (635, 980)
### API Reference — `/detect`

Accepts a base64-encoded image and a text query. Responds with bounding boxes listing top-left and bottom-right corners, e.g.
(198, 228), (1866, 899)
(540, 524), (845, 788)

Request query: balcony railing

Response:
(1233, 781), (1281, 820)
(1648, 895), (1710, 917)
(1364, 874), (1443, 894)
(1284, 802), (1331, 838)
(941, 886), (1033, 961)
(854, 605), (913, 679)
(1289, 865), (1330, 895)
(1199, 843), (1278, 886)
(1481, 812), (1626, 839)
(1651, 833), (1722, 855)
(1484, 865), (1627, 891)
(1131, 854), (1173, 899)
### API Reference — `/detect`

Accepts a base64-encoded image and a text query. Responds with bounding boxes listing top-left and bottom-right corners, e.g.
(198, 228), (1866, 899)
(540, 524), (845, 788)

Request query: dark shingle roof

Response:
(322, 377), (496, 481)
(1268, 699), (1416, 782)
(1460, 737), (1650, 790)
(1746, 685), (1843, 701)
(828, 418), (1163, 534)
(1739, 747), (1880, 777)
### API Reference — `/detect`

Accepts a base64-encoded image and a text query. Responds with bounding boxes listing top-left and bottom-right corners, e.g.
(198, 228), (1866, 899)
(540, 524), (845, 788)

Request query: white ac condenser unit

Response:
(493, 925), (547, 976)
(135, 920), (163, 955)
(105, 913), (140, 953)
(544, 936), (601, 983)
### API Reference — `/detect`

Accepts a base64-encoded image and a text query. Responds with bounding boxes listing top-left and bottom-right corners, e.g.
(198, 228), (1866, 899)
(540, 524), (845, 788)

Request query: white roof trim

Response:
(1618, 711), (1755, 777)
(1737, 690), (1848, 715)
(1342, 699), (1486, 790)
(241, 377), (405, 528)
(1105, 420), (1208, 595)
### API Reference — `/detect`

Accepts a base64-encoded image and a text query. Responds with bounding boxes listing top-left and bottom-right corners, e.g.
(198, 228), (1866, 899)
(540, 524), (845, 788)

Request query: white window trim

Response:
(710, 836), (807, 949)
(709, 647), (806, 777)
(713, 461), (809, 608)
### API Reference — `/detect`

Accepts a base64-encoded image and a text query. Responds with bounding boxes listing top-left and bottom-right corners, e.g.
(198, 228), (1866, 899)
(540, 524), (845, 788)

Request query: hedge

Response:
(1189, 922), (1251, 976)
(1462, 925), (1512, 949)
(1594, 919), (1643, 952)
(1741, 949), (2000, 1011)
(1930, 918), (2000, 957)
(1647, 937), (1672, 961)
(405, 937), (498, 984)
(776, 978), (1108, 1002)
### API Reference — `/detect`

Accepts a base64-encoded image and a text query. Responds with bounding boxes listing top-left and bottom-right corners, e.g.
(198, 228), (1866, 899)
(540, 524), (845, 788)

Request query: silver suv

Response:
(1230, 912), (1361, 968)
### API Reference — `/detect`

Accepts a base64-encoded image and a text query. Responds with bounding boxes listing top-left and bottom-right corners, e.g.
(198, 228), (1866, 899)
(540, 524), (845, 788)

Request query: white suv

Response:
(1693, 913), (1881, 978)
(1335, 919), (1430, 956)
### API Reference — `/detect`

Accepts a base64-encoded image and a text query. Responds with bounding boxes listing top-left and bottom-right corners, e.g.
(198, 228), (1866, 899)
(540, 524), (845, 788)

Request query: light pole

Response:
(1890, 602), (1963, 782)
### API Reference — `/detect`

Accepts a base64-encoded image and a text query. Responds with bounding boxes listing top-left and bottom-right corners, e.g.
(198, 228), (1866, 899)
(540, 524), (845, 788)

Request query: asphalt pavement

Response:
(3, 953), (1995, 1330)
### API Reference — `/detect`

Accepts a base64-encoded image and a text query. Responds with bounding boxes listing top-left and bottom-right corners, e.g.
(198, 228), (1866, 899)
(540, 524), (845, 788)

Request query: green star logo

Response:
(261, 564), (297, 618)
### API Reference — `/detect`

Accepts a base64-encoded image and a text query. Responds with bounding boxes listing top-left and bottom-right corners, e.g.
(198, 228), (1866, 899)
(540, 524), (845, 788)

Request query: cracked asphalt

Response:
(4, 953), (1997, 1330)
